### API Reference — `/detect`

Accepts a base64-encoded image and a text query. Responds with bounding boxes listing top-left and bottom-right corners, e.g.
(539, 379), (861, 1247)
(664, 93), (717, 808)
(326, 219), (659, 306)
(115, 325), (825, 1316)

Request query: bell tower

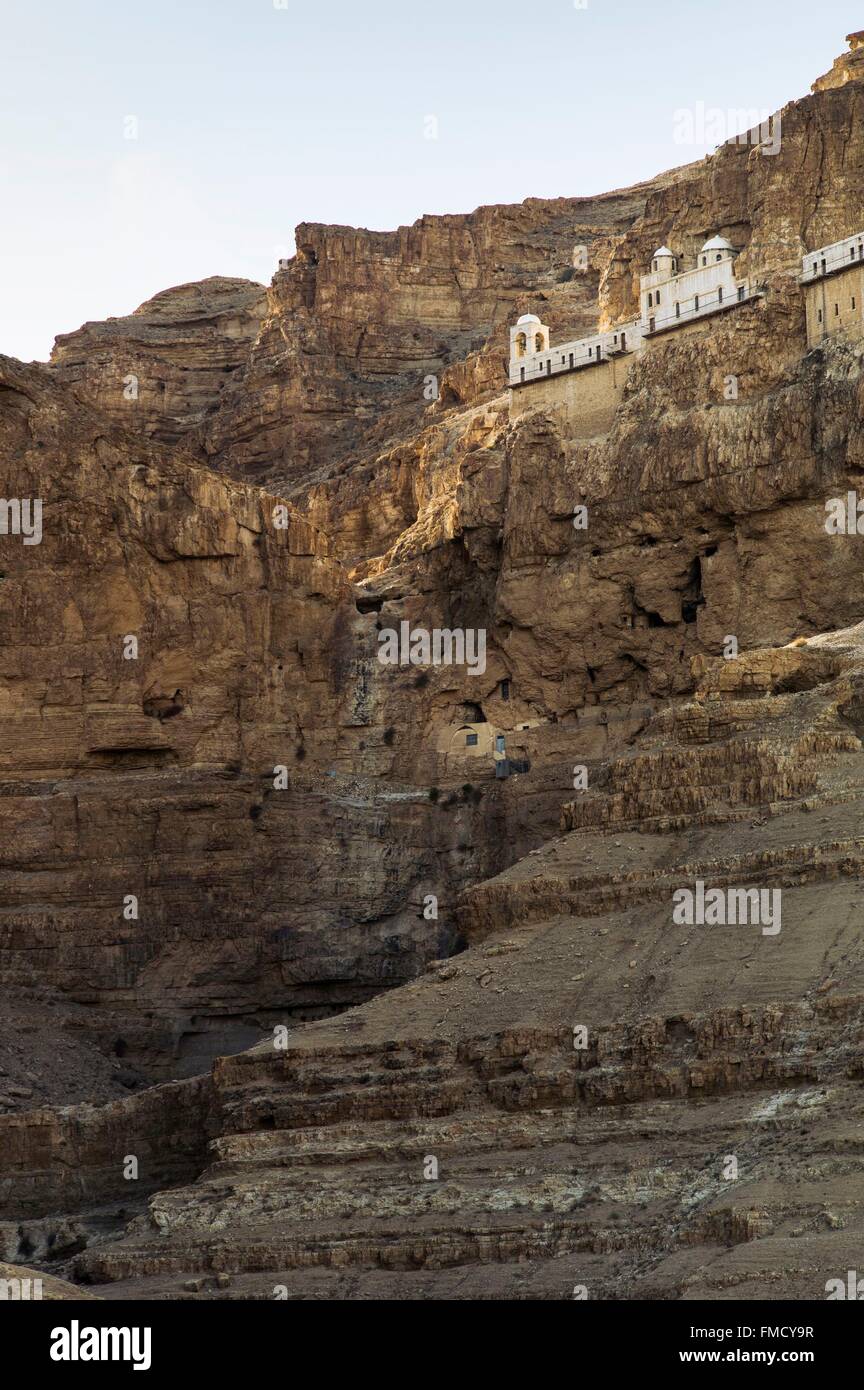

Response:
(510, 313), (549, 364)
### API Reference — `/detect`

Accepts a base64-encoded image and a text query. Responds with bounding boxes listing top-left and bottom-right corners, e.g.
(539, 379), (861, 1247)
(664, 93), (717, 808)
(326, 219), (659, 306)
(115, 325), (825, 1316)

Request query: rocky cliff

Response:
(3, 37), (864, 1301)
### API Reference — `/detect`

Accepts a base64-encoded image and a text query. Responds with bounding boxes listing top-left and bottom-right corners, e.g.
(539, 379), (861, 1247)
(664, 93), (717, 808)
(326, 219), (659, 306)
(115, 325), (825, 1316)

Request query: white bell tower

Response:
(649, 246), (678, 281)
(510, 313), (550, 365)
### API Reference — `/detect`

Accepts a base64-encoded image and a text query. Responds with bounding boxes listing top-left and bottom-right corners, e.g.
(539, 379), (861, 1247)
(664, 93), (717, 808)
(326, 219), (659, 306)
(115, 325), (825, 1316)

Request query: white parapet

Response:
(643, 278), (758, 337)
(640, 238), (757, 335)
(801, 232), (864, 283)
(509, 318), (643, 387)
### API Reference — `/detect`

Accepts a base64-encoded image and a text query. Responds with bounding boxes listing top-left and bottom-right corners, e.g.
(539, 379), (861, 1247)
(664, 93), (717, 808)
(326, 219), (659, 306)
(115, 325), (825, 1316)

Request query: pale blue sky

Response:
(0, 0), (858, 361)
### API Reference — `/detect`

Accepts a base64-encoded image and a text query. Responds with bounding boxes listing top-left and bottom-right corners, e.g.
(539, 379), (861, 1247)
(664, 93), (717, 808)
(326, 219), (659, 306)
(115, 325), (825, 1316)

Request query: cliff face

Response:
(5, 40), (864, 1300)
(51, 277), (268, 445)
(49, 623), (864, 1300)
(49, 184), (686, 508)
(200, 194), (672, 494)
(0, 357), (518, 1080)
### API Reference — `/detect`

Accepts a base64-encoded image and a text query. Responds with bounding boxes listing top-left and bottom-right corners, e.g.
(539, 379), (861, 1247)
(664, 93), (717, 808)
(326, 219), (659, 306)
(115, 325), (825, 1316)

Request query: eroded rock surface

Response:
(3, 38), (864, 1301)
(34, 623), (864, 1300)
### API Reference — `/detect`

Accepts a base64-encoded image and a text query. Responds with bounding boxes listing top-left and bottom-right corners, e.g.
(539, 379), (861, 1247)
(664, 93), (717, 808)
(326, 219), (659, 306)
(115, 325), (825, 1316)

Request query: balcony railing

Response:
(801, 235), (864, 282)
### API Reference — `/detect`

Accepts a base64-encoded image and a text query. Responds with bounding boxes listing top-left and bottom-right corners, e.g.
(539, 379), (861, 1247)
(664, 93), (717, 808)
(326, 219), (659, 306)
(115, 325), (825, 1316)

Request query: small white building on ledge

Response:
(801, 230), (864, 283)
(800, 229), (864, 348)
(640, 236), (755, 336)
(509, 313), (643, 386)
(510, 236), (759, 389)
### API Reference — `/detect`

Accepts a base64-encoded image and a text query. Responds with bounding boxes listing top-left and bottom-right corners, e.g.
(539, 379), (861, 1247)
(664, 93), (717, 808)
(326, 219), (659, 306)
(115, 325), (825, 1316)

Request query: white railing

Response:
(508, 282), (760, 383)
(644, 281), (758, 336)
(509, 320), (642, 386)
(801, 233), (864, 282)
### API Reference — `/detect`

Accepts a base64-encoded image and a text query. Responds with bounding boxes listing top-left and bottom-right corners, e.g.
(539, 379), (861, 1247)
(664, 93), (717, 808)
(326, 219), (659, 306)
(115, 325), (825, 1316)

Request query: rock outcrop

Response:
(43, 623), (864, 1300)
(3, 36), (864, 1301)
(0, 356), (523, 1077)
(51, 278), (268, 445)
(812, 31), (864, 92)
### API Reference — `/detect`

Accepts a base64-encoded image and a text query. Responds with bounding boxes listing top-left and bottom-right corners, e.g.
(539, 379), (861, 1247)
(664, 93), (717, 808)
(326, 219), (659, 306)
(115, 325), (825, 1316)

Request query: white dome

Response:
(701, 235), (734, 252)
(653, 246), (674, 259)
(517, 313), (542, 325)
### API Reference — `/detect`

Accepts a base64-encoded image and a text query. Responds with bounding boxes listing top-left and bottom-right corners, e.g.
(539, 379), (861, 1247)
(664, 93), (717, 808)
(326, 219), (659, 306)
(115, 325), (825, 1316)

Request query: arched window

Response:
(535, 332), (545, 353)
(515, 332), (527, 357)
(648, 292), (653, 307)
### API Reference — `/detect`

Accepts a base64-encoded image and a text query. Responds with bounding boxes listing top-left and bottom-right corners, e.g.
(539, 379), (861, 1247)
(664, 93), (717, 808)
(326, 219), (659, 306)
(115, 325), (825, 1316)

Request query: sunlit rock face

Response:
(5, 41), (864, 1301)
(51, 277), (269, 445)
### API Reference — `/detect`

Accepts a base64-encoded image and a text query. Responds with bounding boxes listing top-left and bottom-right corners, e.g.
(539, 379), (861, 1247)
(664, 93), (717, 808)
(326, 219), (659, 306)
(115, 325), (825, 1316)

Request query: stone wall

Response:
(508, 353), (631, 437)
(804, 266), (864, 348)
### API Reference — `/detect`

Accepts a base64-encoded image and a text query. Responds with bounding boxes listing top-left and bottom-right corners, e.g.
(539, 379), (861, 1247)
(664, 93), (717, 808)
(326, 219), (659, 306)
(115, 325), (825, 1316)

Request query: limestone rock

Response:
(4, 41), (864, 1302)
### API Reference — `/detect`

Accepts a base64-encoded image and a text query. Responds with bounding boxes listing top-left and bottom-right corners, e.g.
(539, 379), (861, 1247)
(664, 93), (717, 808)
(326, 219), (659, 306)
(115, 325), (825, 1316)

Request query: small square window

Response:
(466, 733), (478, 747)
